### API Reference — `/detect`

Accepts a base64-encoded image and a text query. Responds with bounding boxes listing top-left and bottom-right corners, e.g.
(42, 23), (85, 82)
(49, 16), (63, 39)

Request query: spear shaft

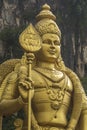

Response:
(27, 53), (35, 130)
(19, 23), (41, 130)
(28, 63), (31, 130)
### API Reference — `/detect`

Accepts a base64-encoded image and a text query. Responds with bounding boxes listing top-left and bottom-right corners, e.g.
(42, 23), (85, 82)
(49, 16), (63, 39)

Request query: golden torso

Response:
(30, 67), (73, 127)
(1, 66), (73, 129)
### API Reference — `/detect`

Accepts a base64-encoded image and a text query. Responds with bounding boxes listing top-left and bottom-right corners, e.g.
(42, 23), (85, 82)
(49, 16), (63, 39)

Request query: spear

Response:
(19, 23), (41, 130)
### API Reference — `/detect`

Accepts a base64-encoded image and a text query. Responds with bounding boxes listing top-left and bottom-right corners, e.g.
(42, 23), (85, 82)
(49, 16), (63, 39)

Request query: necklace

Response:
(45, 72), (68, 110)
(34, 67), (64, 83)
(34, 67), (68, 110)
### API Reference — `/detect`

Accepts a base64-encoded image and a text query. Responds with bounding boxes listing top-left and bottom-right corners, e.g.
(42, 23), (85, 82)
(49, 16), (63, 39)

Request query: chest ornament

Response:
(34, 68), (68, 110)
(47, 89), (65, 110)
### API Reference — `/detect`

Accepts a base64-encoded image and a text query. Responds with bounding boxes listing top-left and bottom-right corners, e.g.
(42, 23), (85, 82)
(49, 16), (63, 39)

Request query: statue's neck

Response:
(37, 61), (56, 70)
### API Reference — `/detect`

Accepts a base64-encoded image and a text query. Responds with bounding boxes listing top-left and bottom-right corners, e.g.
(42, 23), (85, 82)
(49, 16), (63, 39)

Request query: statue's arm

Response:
(0, 97), (24, 115)
(68, 84), (87, 130)
(64, 67), (87, 130)
(0, 72), (25, 115)
(78, 92), (87, 130)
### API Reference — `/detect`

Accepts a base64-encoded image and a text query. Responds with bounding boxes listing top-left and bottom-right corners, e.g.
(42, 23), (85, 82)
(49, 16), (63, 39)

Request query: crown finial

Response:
(36, 3), (56, 21)
(42, 3), (50, 10)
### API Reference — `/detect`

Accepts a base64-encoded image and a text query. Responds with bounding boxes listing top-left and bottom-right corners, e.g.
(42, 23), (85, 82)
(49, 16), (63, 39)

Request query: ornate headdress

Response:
(35, 4), (61, 39)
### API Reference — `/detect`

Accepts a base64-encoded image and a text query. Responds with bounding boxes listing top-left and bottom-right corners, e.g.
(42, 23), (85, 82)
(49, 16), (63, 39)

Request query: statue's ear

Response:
(55, 53), (66, 71)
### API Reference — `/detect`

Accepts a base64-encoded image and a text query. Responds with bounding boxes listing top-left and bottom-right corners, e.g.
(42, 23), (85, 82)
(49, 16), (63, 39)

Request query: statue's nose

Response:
(50, 41), (55, 49)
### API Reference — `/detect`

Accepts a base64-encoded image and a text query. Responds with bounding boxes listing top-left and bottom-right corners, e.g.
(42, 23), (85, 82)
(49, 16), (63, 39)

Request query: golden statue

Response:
(0, 4), (87, 130)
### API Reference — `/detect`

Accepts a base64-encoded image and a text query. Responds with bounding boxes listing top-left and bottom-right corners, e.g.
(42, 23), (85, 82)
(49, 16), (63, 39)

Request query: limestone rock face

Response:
(0, 0), (21, 27)
(0, 40), (5, 61)
(83, 46), (87, 64)
(0, 0), (56, 30)
(0, 0), (35, 28)
(0, 0), (51, 29)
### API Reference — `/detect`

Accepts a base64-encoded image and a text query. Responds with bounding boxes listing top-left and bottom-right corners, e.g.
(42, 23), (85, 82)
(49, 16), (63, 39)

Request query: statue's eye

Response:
(43, 39), (51, 44)
(54, 41), (60, 45)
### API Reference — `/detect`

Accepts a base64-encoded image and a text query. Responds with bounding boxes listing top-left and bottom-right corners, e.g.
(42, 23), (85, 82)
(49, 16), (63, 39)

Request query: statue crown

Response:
(35, 4), (61, 38)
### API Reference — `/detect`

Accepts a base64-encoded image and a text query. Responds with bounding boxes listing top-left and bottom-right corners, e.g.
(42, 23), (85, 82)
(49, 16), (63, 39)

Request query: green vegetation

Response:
(2, 115), (16, 130)
(2, 110), (24, 130)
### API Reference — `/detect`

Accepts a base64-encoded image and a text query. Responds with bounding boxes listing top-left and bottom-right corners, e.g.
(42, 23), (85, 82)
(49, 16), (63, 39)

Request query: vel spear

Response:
(19, 23), (41, 130)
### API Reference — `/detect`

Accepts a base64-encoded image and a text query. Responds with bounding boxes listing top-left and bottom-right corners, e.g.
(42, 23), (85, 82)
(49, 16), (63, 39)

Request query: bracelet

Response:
(17, 96), (28, 105)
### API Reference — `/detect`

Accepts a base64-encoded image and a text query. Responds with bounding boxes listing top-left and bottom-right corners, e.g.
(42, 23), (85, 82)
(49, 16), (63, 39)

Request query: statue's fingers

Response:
(25, 77), (34, 85)
(24, 81), (33, 89)
(19, 82), (28, 90)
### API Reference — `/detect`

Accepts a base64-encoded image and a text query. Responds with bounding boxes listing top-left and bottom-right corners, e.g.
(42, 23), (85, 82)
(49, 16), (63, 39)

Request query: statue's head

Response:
(19, 4), (65, 70)
(34, 4), (62, 63)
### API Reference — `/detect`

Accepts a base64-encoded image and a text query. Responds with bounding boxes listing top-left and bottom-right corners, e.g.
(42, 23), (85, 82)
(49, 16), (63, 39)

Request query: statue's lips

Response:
(48, 50), (56, 54)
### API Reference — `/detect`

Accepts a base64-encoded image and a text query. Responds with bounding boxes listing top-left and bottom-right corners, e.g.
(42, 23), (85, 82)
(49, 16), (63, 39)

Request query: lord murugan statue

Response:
(0, 4), (87, 130)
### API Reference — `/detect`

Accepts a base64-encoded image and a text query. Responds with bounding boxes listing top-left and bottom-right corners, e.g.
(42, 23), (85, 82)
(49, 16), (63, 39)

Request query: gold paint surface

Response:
(0, 3), (87, 130)
(19, 23), (41, 52)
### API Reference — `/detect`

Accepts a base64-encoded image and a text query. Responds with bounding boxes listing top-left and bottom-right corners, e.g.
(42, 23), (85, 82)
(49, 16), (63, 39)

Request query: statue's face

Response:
(37, 33), (61, 63)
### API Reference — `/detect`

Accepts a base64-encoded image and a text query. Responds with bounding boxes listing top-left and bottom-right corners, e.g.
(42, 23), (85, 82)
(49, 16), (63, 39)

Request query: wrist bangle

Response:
(17, 96), (28, 105)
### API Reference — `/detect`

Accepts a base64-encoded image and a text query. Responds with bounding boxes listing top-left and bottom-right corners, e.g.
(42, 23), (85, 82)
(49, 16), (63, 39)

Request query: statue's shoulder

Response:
(64, 67), (84, 94)
(31, 68), (44, 81)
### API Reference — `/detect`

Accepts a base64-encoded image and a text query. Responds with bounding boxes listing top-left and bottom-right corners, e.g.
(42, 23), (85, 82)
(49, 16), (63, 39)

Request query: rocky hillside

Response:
(0, 0), (59, 28)
(0, 0), (36, 28)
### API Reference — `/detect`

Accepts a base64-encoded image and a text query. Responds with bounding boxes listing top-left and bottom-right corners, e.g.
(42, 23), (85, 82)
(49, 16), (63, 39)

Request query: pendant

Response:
(51, 101), (60, 110)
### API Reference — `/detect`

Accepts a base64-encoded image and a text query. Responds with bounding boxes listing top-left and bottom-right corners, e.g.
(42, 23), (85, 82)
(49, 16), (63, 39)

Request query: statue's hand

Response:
(18, 78), (34, 103)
